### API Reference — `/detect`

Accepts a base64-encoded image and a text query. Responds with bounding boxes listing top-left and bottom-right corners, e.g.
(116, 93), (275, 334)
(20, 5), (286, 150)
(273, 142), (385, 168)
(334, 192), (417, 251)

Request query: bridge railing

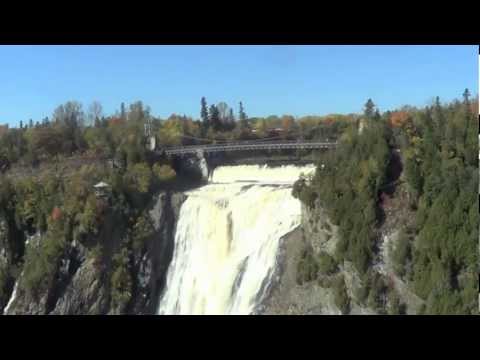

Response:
(161, 140), (337, 153)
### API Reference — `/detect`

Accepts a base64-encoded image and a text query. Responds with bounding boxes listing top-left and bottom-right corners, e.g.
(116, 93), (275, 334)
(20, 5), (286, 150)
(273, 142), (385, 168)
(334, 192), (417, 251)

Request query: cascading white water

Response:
(157, 164), (315, 315)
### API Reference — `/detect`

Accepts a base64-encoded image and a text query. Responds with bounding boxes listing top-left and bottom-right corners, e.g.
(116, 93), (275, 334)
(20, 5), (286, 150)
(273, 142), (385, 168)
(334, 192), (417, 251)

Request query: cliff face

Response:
(1, 191), (186, 315)
(262, 198), (359, 315)
(263, 183), (424, 315)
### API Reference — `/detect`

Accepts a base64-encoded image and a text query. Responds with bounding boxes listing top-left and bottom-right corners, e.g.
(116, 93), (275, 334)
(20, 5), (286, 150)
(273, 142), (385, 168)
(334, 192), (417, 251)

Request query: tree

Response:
(217, 102), (229, 123)
(153, 164), (176, 184)
(52, 101), (85, 153)
(209, 104), (221, 131)
(200, 97), (209, 128)
(88, 101), (103, 127)
(128, 101), (145, 123)
(333, 275), (351, 314)
(462, 88), (470, 106)
(120, 102), (126, 121)
(127, 163), (152, 193)
(391, 229), (411, 278)
(281, 115), (295, 132)
(239, 101), (248, 129)
(26, 126), (62, 160)
(158, 118), (183, 146)
(364, 99), (375, 119)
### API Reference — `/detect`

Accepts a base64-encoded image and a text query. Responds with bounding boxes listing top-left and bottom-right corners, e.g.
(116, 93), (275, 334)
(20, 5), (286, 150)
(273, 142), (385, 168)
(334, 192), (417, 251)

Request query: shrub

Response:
(22, 229), (66, 298)
(126, 162), (152, 194)
(153, 164), (176, 184)
(110, 247), (132, 311)
(131, 212), (155, 251)
(296, 248), (319, 285)
(391, 229), (411, 279)
(317, 252), (338, 275)
(333, 274), (350, 314)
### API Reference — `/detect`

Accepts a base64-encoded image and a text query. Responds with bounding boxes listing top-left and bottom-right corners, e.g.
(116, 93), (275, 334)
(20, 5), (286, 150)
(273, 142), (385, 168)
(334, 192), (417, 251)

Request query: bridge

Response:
(158, 140), (337, 156)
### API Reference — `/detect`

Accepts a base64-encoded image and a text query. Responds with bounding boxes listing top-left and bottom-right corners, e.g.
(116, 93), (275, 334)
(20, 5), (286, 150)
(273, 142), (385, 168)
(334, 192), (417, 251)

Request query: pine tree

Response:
(462, 88), (470, 106)
(201, 97), (209, 129)
(120, 102), (126, 121)
(209, 104), (221, 131)
(364, 99), (375, 119)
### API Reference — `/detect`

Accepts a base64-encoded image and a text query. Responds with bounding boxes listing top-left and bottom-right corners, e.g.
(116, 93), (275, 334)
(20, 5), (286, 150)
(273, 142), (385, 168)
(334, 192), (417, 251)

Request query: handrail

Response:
(159, 140), (337, 155)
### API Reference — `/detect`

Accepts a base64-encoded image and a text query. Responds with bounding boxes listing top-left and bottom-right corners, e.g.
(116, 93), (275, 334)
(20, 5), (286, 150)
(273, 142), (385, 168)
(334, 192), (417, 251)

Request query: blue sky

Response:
(0, 45), (477, 126)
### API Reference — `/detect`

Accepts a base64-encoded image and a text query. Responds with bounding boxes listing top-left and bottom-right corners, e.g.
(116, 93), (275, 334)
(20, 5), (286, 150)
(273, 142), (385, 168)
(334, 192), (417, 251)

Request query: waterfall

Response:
(157, 164), (314, 315)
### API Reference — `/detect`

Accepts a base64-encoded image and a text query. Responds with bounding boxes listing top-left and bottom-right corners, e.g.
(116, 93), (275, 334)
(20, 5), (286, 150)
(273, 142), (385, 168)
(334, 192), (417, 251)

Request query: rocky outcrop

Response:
(129, 192), (186, 314)
(262, 198), (376, 315)
(50, 258), (109, 315)
(2, 191), (187, 315)
(261, 199), (341, 314)
(0, 215), (25, 314)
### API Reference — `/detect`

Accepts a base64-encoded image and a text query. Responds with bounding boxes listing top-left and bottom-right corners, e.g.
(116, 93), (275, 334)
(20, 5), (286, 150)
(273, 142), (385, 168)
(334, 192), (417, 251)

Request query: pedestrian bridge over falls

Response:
(157, 140), (337, 156)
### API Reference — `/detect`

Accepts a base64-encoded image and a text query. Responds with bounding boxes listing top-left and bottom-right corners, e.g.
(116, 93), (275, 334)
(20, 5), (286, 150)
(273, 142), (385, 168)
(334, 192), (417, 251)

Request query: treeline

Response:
(0, 98), (355, 171)
(293, 91), (478, 314)
(401, 90), (478, 314)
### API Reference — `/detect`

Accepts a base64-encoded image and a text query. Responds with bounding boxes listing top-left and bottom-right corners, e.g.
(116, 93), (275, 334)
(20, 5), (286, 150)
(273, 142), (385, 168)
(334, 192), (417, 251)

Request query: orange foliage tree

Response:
(389, 111), (410, 128)
(51, 207), (62, 221)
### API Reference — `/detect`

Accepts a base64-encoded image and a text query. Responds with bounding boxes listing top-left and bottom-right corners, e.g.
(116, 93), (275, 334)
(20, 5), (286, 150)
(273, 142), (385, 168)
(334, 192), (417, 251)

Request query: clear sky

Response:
(0, 45), (477, 126)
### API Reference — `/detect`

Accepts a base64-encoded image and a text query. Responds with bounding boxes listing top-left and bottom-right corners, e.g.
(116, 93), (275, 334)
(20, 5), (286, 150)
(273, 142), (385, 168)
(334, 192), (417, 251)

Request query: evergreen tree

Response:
(209, 104), (221, 131)
(120, 102), (126, 121)
(462, 88), (470, 106)
(364, 99), (375, 119)
(201, 97), (209, 129)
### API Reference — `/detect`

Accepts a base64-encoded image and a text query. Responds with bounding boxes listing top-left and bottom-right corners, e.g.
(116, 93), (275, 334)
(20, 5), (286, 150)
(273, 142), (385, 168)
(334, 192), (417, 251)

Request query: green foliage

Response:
(317, 252), (338, 275)
(153, 164), (176, 184)
(110, 247), (132, 311)
(22, 225), (67, 298)
(354, 278), (369, 305)
(366, 271), (388, 314)
(299, 117), (390, 275)
(296, 248), (319, 285)
(406, 95), (478, 314)
(292, 176), (317, 209)
(131, 212), (155, 251)
(391, 229), (411, 279)
(332, 274), (350, 314)
(387, 288), (406, 315)
(126, 163), (152, 194)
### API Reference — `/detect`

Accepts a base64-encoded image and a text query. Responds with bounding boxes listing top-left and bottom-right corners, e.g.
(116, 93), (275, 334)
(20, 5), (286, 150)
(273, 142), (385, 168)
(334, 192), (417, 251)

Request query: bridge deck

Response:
(160, 141), (337, 155)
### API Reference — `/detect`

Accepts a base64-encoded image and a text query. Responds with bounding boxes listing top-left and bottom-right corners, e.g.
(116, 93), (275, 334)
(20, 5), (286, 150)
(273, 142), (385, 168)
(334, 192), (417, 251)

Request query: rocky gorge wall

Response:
(0, 191), (186, 315)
